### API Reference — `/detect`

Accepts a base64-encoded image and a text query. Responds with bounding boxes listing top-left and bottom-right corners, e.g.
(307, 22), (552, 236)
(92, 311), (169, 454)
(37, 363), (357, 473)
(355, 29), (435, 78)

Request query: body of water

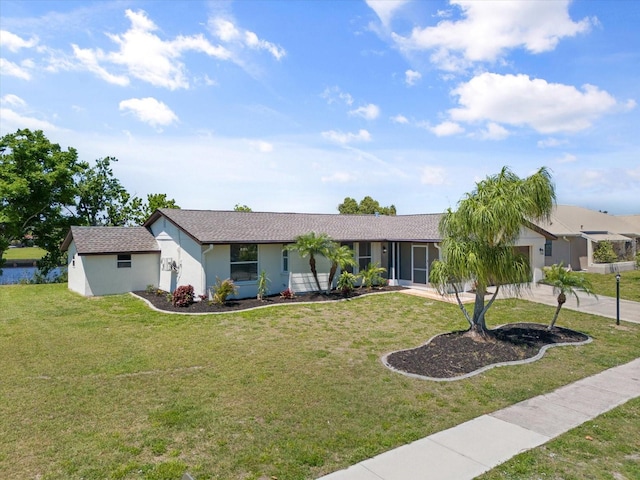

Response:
(0, 266), (64, 285)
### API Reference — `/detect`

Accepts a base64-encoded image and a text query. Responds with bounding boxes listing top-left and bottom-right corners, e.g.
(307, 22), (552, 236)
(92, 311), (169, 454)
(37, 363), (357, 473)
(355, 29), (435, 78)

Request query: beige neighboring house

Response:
(61, 209), (554, 298)
(532, 205), (640, 272)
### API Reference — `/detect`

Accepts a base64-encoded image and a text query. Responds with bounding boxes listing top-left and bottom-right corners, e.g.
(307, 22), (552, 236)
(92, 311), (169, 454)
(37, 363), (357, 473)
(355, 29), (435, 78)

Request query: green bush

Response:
(210, 278), (238, 305)
(360, 262), (387, 289)
(337, 271), (358, 296)
(257, 270), (269, 301)
(593, 240), (618, 264)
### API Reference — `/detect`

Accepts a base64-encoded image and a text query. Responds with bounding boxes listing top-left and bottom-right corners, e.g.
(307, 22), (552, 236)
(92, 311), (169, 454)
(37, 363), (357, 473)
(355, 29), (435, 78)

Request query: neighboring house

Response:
(61, 209), (553, 298)
(532, 205), (640, 271)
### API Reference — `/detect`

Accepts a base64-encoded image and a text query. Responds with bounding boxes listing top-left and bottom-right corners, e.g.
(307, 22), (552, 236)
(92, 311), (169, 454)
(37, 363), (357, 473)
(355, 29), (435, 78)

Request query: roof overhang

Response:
(581, 232), (633, 242)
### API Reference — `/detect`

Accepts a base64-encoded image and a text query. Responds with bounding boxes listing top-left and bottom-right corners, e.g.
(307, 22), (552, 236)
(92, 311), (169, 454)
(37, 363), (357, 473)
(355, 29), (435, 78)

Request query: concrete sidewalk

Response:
(317, 358), (640, 480)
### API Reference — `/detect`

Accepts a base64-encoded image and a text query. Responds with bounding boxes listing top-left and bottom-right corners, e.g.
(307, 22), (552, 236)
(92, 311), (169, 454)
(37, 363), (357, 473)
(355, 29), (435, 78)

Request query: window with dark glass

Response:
(358, 242), (371, 271)
(230, 244), (258, 281)
(282, 248), (289, 272)
(117, 254), (131, 268)
(544, 240), (552, 257)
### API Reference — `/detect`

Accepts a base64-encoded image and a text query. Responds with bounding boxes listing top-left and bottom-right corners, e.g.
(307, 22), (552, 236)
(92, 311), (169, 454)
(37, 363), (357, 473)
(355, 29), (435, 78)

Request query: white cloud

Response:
(537, 137), (568, 148)
(119, 97), (178, 128)
(349, 103), (380, 120)
(366, 0), (410, 27)
(71, 44), (129, 86)
(0, 30), (38, 52)
(321, 86), (353, 106)
(73, 9), (231, 90)
(558, 153), (577, 163)
(0, 94), (27, 107)
(0, 58), (31, 80)
(249, 140), (274, 153)
(430, 121), (464, 137)
(449, 73), (620, 134)
(210, 17), (285, 60)
(405, 69), (421, 86)
(321, 171), (356, 183)
(478, 122), (509, 140)
(0, 108), (59, 132)
(393, 0), (593, 71)
(420, 166), (447, 185)
(321, 129), (372, 144)
(391, 114), (409, 124)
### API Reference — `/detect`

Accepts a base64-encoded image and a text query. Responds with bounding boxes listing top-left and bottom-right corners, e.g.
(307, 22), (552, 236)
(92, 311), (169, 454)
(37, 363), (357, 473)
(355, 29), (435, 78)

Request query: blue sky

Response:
(1, 0), (638, 215)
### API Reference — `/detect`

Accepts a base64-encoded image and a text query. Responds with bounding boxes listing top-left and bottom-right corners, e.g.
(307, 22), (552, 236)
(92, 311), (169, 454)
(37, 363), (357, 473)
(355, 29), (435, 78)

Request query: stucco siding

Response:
(73, 253), (159, 296)
(66, 241), (86, 295)
(149, 217), (204, 295)
(515, 226), (546, 283)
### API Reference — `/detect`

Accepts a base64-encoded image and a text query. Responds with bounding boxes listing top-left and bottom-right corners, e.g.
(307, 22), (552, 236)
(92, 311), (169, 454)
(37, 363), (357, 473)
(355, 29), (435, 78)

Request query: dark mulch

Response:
(385, 323), (589, 379)
(133, 286), (407, 313)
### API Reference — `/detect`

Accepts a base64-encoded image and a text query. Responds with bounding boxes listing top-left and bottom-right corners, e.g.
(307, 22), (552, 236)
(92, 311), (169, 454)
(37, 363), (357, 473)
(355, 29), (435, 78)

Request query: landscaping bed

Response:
(133, 285), (407, 313)
(385, 323), (589, 379)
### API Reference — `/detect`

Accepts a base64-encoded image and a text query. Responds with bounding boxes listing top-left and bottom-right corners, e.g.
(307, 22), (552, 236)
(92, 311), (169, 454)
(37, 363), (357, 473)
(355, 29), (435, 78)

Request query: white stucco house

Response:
(61, 209), (555, 298)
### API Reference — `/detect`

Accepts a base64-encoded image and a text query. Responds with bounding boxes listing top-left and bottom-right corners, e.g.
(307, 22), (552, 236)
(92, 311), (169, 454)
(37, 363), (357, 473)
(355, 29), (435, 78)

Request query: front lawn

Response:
(1, 284), (639, 479)
(583, 269), (640, 302)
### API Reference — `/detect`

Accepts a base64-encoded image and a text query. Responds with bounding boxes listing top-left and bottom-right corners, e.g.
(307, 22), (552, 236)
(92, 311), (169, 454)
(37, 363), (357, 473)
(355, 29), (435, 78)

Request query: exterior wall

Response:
(69, 252), (159, 296)
(515, 226), (546, 283)
(149, 217), (204, 295)
(545, 236), (588, 271)
(67, 241), (86, 295)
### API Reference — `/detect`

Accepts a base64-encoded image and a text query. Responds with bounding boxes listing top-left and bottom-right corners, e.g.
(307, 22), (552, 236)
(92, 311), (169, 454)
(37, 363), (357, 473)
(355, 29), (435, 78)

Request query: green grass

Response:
(479, 397), (640, 479)
(2, 246), (46, 261)
(1, 284), (639, 479)
(583, 269), (640, 302)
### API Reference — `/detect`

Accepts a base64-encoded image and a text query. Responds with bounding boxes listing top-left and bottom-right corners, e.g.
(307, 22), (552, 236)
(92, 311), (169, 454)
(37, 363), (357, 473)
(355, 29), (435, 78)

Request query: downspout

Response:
(202, 244), (214, 298)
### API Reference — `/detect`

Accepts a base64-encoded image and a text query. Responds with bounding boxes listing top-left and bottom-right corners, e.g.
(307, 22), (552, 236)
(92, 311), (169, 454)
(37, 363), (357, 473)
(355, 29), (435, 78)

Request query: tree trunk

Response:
(327, 262), (338, 294)
(309, 256), (322, 292)
(470, 288), (489, 338)
(548, 293), (566, 330)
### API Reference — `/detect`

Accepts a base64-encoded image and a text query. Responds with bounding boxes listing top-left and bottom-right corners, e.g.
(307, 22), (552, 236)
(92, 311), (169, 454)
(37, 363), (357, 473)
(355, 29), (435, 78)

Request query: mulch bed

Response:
(385, 323), (590, 380)
(133, 286), (407, 313)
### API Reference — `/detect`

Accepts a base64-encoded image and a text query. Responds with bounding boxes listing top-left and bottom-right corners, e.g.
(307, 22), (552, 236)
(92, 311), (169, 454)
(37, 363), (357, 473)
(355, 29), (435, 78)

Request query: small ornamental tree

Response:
(286, 232), (334, 292)
(540, 263), (596, 330)
(429, 166), (556, 338)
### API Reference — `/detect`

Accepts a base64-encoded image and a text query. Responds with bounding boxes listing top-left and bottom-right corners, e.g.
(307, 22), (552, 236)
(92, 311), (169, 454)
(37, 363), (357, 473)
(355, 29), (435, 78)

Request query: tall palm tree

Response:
(326, 244), (357, 293)
(541, 263), (596, 330)
(430, 166), (556, 337)
(286, 232), (334, 292)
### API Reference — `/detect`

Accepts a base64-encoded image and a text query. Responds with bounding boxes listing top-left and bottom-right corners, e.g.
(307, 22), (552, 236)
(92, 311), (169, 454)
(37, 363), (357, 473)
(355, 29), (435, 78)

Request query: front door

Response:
(412, 245), (428, 284)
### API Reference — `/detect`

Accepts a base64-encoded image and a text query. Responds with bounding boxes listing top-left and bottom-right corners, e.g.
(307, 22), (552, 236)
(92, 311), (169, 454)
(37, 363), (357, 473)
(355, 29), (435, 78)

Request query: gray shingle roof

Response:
(534, 205), (640, 237)
(61, 226), (160, 254)
(146, 209), (444, 244)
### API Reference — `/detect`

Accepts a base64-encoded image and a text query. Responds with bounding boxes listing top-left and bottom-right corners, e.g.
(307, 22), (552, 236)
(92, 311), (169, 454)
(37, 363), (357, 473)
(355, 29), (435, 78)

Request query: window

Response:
(544, 240), (552, 257)
(358, 242), (371, 271)
(117, 254), (131, 268)
(230, 244), (258, 281)
(282, 248), (289, 272)
(341, 242), (354, 273)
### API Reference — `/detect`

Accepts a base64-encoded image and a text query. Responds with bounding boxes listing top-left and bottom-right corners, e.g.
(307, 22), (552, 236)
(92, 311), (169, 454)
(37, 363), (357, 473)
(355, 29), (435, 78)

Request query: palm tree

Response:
(286, 232), (334, 292)
(430, 166), (556, 338)
(325, 244), (357, 293)
(541, 263), (596, 330)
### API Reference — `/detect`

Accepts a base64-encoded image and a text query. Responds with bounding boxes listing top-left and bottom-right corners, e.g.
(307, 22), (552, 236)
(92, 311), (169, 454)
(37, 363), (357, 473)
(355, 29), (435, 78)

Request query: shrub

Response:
(360, 262), (387, 289)
(172, 285), (194, 307)
(593, 240), (618, 264)
(210, 278), (238, 305)
(280, 288), (295, 299)
(337, 271), (358, 296)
